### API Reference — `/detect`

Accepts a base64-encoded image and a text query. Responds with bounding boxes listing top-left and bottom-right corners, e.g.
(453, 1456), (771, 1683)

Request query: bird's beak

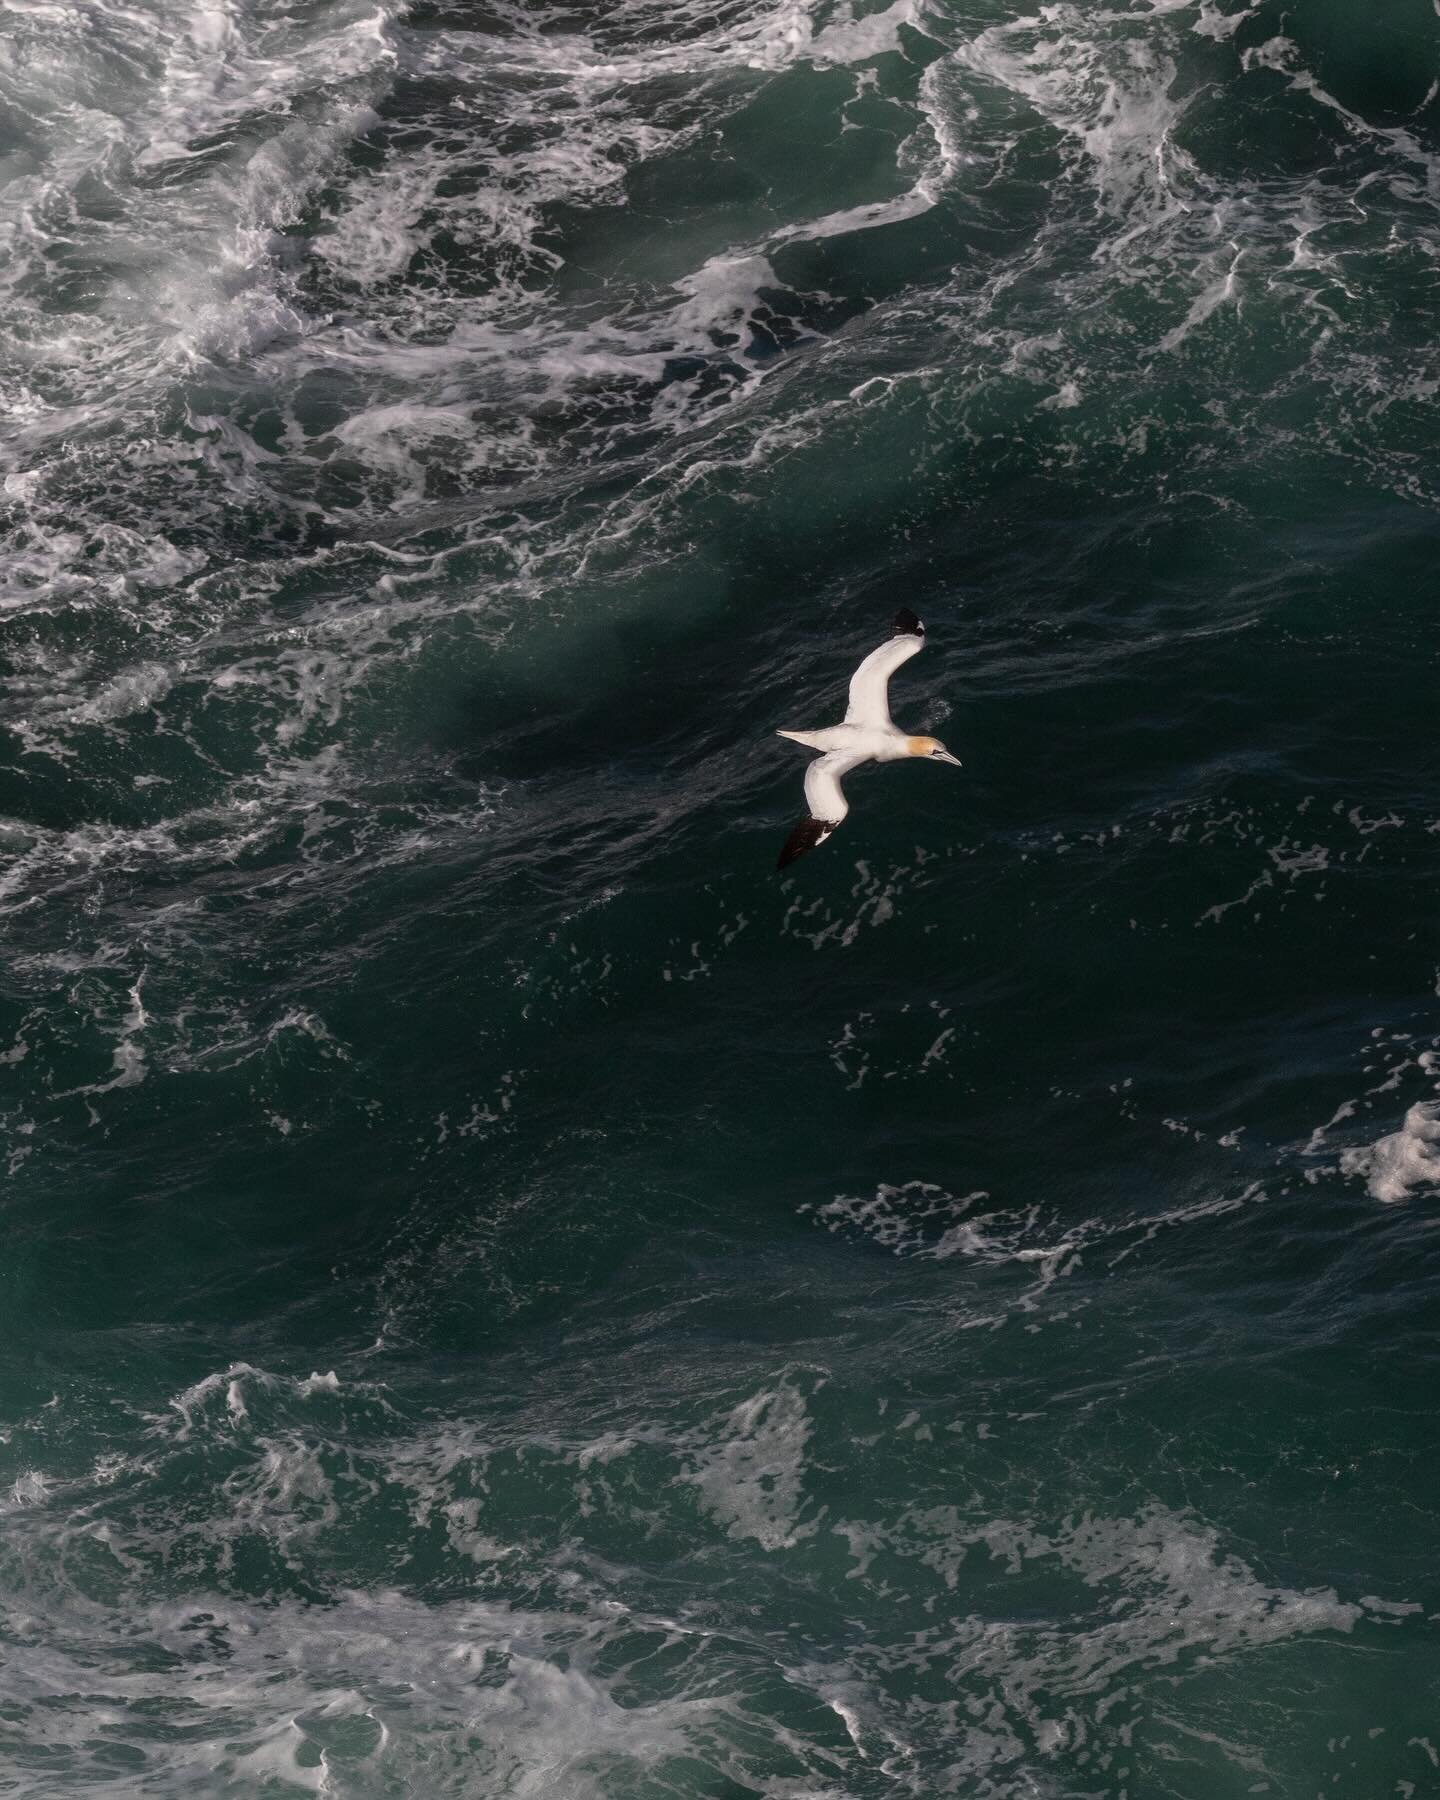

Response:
(932, 750), (962, 767)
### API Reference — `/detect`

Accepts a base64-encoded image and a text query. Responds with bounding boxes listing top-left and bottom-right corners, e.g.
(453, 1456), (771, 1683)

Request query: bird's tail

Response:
(776, 728), (830, 751)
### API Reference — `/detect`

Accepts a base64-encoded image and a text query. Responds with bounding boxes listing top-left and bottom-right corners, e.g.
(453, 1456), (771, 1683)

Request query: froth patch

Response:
(803, 1176), (1267, 1325)
(0, 1588), (708, 1797)
(1341, 1100), (1440, 1204)
(679, 1376), (821, 1551)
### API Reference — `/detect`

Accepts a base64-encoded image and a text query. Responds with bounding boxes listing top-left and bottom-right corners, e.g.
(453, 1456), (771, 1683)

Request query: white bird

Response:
(775, 607), (961, 870)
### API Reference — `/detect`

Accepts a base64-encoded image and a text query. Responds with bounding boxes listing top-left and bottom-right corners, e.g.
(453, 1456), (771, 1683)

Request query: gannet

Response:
(775, 608), (960, 870)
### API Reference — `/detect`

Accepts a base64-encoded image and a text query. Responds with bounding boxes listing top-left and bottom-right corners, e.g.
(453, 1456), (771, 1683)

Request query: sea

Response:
(3, 0), (1440, 1793)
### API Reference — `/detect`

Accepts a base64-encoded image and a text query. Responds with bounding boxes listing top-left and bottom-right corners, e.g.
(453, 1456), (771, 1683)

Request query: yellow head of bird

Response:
(908, 736), (962, 765)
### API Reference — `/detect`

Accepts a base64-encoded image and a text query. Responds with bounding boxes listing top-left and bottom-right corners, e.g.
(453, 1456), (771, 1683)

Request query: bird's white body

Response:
(776, 724), (913, 762)
(774, 609), (959, 869)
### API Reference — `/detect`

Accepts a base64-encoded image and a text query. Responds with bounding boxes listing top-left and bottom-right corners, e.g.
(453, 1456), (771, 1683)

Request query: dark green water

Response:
(3, 0), (1440, 1792)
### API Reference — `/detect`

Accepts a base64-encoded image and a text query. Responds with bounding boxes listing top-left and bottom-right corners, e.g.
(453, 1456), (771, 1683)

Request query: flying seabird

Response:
(775, 608), (960, 870)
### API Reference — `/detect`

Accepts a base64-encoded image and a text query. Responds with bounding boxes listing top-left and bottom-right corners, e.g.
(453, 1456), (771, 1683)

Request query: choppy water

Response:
(4, 0), (1440, 1792)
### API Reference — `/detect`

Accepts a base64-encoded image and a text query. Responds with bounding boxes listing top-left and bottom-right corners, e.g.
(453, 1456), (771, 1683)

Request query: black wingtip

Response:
(777, 817), (835, 870)
(892, 607), (924, 638)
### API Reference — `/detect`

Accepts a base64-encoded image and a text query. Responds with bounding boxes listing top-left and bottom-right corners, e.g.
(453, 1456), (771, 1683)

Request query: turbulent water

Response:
(3, 0), (1440, 1792)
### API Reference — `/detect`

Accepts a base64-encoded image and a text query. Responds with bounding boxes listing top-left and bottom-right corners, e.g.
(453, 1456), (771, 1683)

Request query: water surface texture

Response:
(3, 0), (1440, 1793)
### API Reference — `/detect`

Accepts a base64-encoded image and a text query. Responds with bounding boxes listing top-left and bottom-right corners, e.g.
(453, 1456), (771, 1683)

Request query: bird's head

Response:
(908, 736), (962, 766)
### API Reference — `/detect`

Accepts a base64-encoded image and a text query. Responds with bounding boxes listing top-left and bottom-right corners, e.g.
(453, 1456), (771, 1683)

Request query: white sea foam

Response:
(953, 2), (1200, 237)
(1301, 1035), (1440, 1201)
(1342, 1101), (1440, 1204)
(806, 1179), (993, 1259)
(153, 1360), (345, 1441)
(3, 1329), (1415, 1797)
(0, 1586), (720, 1797)
(809, 1497), (1385, 1785)
(806, 1172), (1267, 1320)
(0, 1370), (891, 1794)
(679, 1376), (819, 1550)
(0, 0), (947, 912)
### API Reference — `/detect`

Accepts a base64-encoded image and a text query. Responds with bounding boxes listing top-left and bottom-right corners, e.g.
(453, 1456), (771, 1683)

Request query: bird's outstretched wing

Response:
(777, 750), (865, 869)
(844, 608), (926, 729)
(777, 816), (837, 869)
